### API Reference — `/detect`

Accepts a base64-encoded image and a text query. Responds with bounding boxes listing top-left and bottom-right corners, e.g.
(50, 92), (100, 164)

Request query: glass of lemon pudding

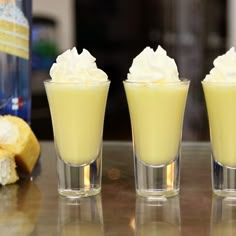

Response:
(44, 48), (110, 198)
(202, 47), (236, 197)
(124, 46), (189, 198)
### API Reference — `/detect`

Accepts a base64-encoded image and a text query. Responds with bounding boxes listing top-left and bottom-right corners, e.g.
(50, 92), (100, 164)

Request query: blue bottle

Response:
(0, 0), (31, 123)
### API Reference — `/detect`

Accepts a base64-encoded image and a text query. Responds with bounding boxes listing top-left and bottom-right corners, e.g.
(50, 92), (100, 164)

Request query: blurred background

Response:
(31, 0), (232, 141)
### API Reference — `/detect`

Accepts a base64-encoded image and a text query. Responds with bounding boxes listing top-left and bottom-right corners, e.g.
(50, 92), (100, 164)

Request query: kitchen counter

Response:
(0, 141), (235, 235)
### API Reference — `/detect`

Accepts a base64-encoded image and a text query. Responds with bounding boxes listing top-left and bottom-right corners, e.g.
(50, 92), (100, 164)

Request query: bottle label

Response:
(0, 1), (29, 59)
(11, 97), (23, 110)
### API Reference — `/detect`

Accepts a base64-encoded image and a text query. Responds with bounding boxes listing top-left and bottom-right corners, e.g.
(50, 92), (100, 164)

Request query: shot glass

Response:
(124, 80), (189, 198)
(135, 196), (181, 235)
(44, 80), (110, 198)
(202, 82), (236, 197)
(58, 195), (104, 235)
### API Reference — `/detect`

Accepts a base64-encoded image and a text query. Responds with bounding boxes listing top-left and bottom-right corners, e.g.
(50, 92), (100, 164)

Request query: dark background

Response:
(31, 0), (227, 141)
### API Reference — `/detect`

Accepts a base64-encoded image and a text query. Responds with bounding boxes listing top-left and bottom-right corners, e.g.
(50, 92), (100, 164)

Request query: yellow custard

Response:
(45, 81), (109, 166)
(203, 82), (236, 167)
(124, 81), (189, 166)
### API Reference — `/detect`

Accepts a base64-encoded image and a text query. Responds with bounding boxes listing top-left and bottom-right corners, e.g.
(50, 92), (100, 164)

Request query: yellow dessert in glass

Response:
(45, 47), (109, 198)
(45, 81), (109, 166)
(203, 82), (236, 167)
(45, 48), (110, 166)
(202, 47), (236, 168)
(124, 46), (189, 198)
(124, 46), (189, 166)
(124, 81), (189, 166)
(203, 47), (236, 197)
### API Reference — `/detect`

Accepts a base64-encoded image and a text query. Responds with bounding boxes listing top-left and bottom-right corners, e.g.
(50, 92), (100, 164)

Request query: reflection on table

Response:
(58, 195), (104, 235)
(135, 196), (181, 236)
(1, 142), (236, 235)
(211, 196), (236, 235)
(0, 180), (41, 235)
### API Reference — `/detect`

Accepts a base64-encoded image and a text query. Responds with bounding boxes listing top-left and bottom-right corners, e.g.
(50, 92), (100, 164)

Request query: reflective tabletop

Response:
(1, 141), (236, 235)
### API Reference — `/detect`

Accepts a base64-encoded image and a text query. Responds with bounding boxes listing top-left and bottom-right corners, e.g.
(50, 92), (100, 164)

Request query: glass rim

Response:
(123, 78), (189, 84)
(43, 79), (110, 85)
(201, 80), (236, 86)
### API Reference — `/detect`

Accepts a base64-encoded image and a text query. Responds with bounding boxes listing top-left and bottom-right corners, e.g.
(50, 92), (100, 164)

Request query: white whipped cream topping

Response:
(0, 157), (11, 185)
(127, 46), (179, 81)
(204, 47), (236, 82)
(0, 119), (19, 144)
(50, 47), (108, 82)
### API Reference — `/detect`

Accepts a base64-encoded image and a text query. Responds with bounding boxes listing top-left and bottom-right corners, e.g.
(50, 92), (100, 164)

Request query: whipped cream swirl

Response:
(204, 47), (236, 82)
(127, 46), (179, 81)
(50, 47), (108, 82)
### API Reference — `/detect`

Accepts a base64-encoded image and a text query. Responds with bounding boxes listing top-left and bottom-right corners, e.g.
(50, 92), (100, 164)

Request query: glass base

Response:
(212, 155), (236, 197)
(58, 188), (101, 198)
(134, 154), (180, 199)
(57, 152), (102, 198)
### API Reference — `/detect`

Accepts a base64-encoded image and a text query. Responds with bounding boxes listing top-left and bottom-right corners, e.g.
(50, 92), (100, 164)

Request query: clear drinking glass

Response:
(58, 195), (104, 235)
(44, 80), (110, 198)
(124, 80), (189, 198)
(202, 81), (236, 197)
(135, 196), (181, 235)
